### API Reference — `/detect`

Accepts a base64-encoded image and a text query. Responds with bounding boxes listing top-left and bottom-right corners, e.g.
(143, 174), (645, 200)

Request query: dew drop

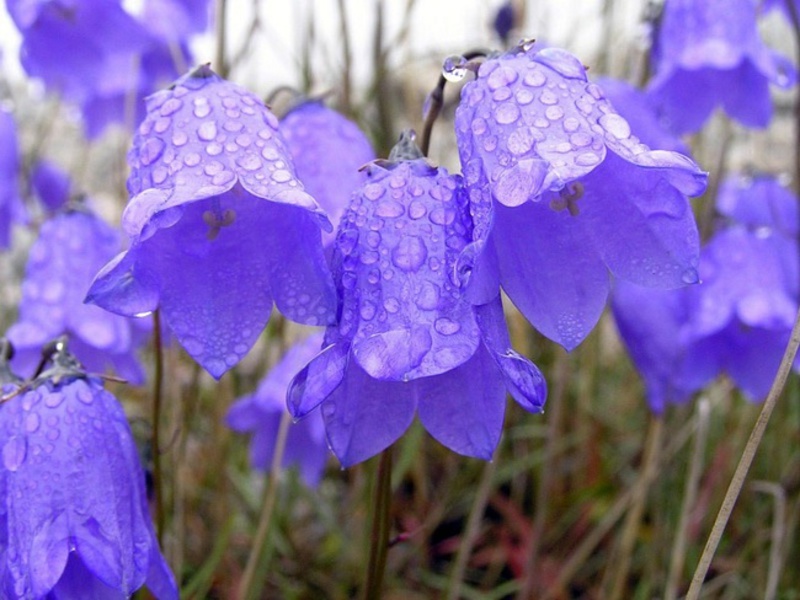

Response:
(160, 97), (183, 116)
(183, 152), (201, 167)
(375, 200), (404, 218)
(25, 413), (40, 433)
(545, 105), (564, 121)
(172, 130), (188, 146)
(442, 55), (468, 82)
(681, 267), (699, 284)
(153, 117), (171, 133)
(3, 436), (26, 472)
(237, 154), (262, 171)
(363, 183), (385, 201)
(391, 236), (428, 271)
(139, 138), (165, 166)
(523, 70), (546, 88)
(599, 113), (631, 139)
(193, 99), (211, 118)
(198, 121), (218, 141)
(495, 103), (520, 125)
(359, 300), (377, 321)
(206, 143), (223, 156)
(271, 169), (292, 182)
(409, 200), (427, 219)
(434, 317), (461, 335)
(383, 297), (400, 313)
(575, 152), (601, 166)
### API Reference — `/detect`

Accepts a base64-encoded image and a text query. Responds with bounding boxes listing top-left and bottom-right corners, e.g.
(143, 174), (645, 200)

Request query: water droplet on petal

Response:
(139, 138), (165, 166)
(391, 236), (428, 272)
(442, 54), (468, 82)
(3, 436), (27, 472)
(599, 113), (631, 139)
(495, 103), (520, 124)
(198, 121), (218, 141)
(271, 169), (292, 182)
(681, 267), (699, 284)
(193, 99), (211, 118)
(25, 413), (40, 433)
(434, 317), (461, 335)
(184, 152), (201, 167)
(160, 97), (183, 116)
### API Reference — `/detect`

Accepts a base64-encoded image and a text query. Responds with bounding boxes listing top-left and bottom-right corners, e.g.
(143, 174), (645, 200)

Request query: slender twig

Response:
(749, 481), (786, 600)
(686, 309), (800, 599)
(364, 448), (394, 600)
(336, 0), (353, 116)
(786, 0), (800, 192)
(214, 0), (228, 77)
(447, 458), (498, 600)
(515, 348), (570, 600)
(237, 410), (293, 600)
(152, 309), (165, 543)
(607, 415), (664, 600)
(665, 397), (711, 600)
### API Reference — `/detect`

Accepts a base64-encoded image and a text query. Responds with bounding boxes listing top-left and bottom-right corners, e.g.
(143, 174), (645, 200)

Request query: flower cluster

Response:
(0, 340), (177, 598)
(86, 65), (337, 379)
(612, 174), (800, 411)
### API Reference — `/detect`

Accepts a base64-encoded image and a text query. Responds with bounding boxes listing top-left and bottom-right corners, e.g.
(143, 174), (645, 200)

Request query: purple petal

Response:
(321, 362), (416, 467)
(86, 250), (160, 318)
(288, 341), (349, 418)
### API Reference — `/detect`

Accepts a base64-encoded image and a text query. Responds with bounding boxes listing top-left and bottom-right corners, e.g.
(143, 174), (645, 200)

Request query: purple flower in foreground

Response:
(227, 332), (329, 486)
(8, 207), (148, 384)
(455, 44), (706, 351)
(289, 133), (546, 467)
(0, 108), (25, 249)
(0, 342), (177, 599)
(87, 65), (336, 379)
(647, 0), (795, 134)
(612, 174), (799, 408)
(280, 101), (376, 247)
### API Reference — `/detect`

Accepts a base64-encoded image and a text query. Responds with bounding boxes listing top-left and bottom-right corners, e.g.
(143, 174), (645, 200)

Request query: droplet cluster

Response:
(331, 159), (481, 380)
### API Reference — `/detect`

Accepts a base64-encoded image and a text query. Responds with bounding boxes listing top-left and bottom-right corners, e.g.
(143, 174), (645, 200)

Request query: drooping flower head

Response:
(647, 0), (795, 133)
(8, 204), (148, 383)
(87, 65), (337, 379)
(0, 339), (177, 599)
(6, 0), (193, 137)
(0, 107), (25, 249)
(612, 173), (799, 408)
(227, 332), (329, 486)
(280, 100), (376, 247)
(289, 132), (546, 467)
(455, 44), (707, 351)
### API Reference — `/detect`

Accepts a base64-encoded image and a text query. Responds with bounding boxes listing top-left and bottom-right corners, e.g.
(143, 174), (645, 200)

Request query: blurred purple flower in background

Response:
(0, 343), (177, 599)
(7, 206), (148, 383)
(5, 0), (203, 136)
(86, 66), (336, 379)
(227, 332), (330, 487)
(0, 107), (25, 249)
(30, 160), (71, 213)
(492, 1), (516, 44)
(455, 44), (707, 351)
(289, 134), (546, 467)
(141, 0), (210, 42)
(280, 100), (376, 247)
(612, 174), (800, 409)
(647, 0), (795, 134)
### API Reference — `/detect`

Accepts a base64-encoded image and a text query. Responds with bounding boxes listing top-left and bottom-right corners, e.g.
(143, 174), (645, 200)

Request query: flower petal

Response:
(288, 342), (349, 418)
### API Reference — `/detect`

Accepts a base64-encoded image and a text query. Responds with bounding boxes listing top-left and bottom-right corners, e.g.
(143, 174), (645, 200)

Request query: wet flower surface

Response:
(8, 208), (148, 383)
(0, 347), (177, 599)
(86, 66), (337, 379)
(455, 44), (706, 350)
(227, 332), (330, 486)
(289, 139), (546, 466)
(280, 100), (376, 246)
(647, 0), (795, 133)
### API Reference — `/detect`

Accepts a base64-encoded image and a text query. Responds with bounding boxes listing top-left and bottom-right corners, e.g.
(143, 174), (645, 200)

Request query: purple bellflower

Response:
(612, 174), (799, 408)
(454, 44), (707, 351)
(0, 108), (25, 249)
(6, 0), (191, 137)
(227, 332), (330, 487)
(141, 0), (211, 42)
(288, 132), (547, 467)
(31, 160), (71, 213)
(7, 206), (148, 384)
(86, 65), (337, 379)
(492, 2), (516, 44)
(280, 100), (376, 247)
(0, 340), (177, 599)
(647, 0), (795, 134)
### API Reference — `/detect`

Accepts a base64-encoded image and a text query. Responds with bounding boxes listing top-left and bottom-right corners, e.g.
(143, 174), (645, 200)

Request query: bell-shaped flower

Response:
(86, 65), (337, 379)
(647, 0), (795, 133)
(226, 332), (330, 487)
(288, 133), (547, 467)
(7, 206), (148, 384)
(0, 108), (25, 250)
(280, 100), (376, 247)
(612, 174), (799, 406)
(0, 341), (177, 599)
(455, 44), (707, 351)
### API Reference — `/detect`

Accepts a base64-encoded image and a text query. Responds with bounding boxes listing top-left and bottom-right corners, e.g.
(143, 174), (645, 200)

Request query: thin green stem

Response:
(237, 410), (293, 600)
(364, 448), (393, 600)
(686, 308), (800, 599)
(214, 0), (228, 77)
(152, 309), (165, 544)
(447, 458), (497, 600)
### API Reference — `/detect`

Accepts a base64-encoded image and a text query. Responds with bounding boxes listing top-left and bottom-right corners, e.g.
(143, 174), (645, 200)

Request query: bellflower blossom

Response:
(289, 133), (546, 467)
(455, 44), (707, 351)
(0, 108), (25, 249)
(6, 0), (191, 137)
(612, 174), (799, 408)
(7, 206), (148, 384)
(280, 100), (376, 246)
(647, 0), (795, 134)
(87, 65), (336, 379)
(0, 341), (177, 599)
(227, 332), (329, 487)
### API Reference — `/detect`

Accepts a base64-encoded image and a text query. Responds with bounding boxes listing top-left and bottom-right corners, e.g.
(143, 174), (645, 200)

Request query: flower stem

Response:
(686, 308), (800, 599)
(152, 309), (165, 544)
(364, 448), (393, 600)
(214, 0), (228, 77)
(237, 410), (292, 600)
